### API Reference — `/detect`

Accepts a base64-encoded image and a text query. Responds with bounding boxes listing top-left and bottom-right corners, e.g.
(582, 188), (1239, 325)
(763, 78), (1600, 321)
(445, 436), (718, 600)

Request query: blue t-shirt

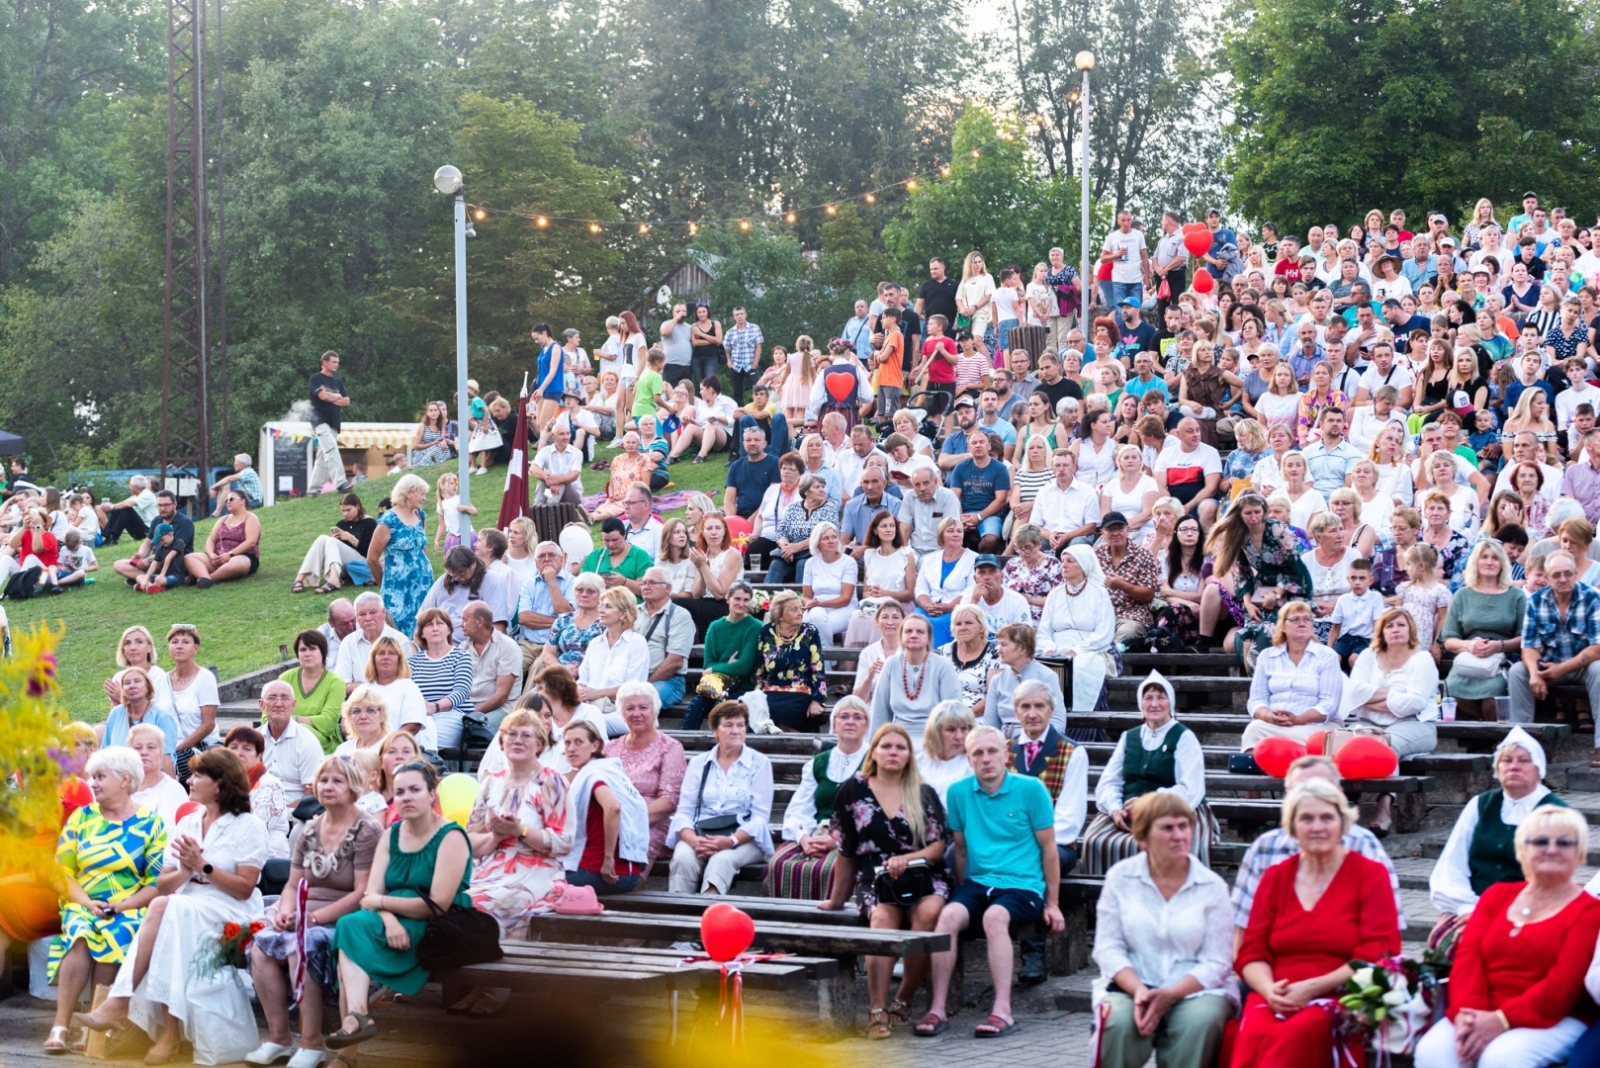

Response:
(724, 453), (781, 519)
(941, 428), (972, 457)
(976, 417), (1017, 448)
(944, 772), (1054, 895)
(535, 343), (564, 396)
(103, 704), (182, 757)
(948, 457), (1010, 514)
(1123, 375), (1169, 402)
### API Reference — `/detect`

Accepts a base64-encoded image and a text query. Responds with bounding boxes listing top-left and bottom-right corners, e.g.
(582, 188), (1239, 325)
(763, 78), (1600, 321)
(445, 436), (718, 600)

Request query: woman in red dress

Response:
(1415, 803), (1600, 1068)
(1233, 778), (1400, 1068)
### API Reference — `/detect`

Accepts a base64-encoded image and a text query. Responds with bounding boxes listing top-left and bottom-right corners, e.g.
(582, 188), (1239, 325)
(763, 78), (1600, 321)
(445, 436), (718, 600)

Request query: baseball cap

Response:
(974, 554), (1003, 570)
(1119, 297), (1143, 309)
(1100, 511), (1129, 530)
(953, 395), (977, 409)
(1205, 207), (1222, 217)
(152, 522), (174, 541)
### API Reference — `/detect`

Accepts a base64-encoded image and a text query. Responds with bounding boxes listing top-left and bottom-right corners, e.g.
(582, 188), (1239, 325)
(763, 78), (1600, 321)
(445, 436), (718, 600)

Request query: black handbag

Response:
(459, 712), (495, 751)
(691, 760), (742, 836)
(872, 858), (935, 907)
(415, 894), (503, 972)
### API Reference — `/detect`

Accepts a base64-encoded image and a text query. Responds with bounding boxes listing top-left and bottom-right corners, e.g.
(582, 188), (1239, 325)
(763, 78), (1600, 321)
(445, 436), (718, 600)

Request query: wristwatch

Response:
(202, 863), (214, 875)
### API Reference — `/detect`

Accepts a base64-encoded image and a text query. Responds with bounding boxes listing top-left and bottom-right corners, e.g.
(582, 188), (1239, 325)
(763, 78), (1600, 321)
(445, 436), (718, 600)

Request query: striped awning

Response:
(336, 425), (417, 450)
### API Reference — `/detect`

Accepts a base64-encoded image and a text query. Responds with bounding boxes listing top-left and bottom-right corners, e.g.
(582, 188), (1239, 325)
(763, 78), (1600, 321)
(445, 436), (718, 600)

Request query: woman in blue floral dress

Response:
(367, 474), (434, 637)
(1199, 491), (1312, 664)
(542, 574), (607, 669)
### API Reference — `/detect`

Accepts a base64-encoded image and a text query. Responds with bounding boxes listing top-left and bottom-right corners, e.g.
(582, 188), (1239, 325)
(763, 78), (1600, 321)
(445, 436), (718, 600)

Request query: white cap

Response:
(1495, 726), (1546, 780)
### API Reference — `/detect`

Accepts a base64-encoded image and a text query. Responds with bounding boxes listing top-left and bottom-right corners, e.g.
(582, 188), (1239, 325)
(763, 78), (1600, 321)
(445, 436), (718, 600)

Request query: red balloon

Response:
(175, 800), (200, 825)
(1191, 270), (1215, 294)
(1182, 222), (1207, 233)
(1335, 736), (1399, 779)
(725, 515), (753, 545)
(59, 776), (93, 821)
(700, 902), (756, 963)
(1305, 732), (1327, 757)
(825, 369), (856, 403)
(1183, 229), (1212, 258)
(1253, 737), (1305, 778)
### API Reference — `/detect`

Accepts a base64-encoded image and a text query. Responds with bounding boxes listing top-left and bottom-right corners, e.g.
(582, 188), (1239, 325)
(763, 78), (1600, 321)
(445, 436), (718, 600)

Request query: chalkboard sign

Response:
(273, 432), (310, 500)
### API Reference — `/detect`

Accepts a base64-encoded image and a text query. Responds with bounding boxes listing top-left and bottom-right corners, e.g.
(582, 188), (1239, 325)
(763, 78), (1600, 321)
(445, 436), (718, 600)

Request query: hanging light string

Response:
(465, 132), (1018, 233)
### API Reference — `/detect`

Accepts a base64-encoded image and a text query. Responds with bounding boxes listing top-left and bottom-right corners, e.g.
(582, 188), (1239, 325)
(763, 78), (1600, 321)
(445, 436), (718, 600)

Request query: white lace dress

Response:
(113, 810), (268, 1065)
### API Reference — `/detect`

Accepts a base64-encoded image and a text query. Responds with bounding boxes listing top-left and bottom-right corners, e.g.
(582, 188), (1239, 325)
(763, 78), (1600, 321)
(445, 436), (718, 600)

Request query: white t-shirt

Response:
(168, 668), (220, 746)
(992, 285), (1021, 322)
(58, 544), (96, 573)
(969, 588), (1032, 633)
(1286, 487), (1328, 531)
(1026, 281), (1053, 321)
(803, 553), (858, 605)
(1102, 229), (1147, 284)
(694, 394), (737, 430)
(1556, 382), (1600, 429)
(532, 443), (583, 488)
(370, 677), (435, 750)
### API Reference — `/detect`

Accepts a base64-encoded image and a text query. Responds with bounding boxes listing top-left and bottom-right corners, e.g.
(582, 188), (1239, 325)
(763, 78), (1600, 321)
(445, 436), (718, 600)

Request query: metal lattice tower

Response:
(160, 0), (227, 501)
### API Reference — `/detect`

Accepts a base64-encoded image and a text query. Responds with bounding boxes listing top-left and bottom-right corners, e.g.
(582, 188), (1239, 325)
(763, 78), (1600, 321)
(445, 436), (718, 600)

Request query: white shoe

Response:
(246, 1042), (294, 1065)
(288, 1049), (328, 1068)
(669, 941), (700, 954)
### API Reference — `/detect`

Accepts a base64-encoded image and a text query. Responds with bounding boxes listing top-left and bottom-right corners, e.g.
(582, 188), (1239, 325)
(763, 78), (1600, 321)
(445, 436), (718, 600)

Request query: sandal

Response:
(44, 1026), (69, 1054)
(1582, 710), (1596, 733)
(974, 1014), (1021, 1038)
(867, 1009), (891, 1040)
(886, 998), (911, 1025)
(326, 1013), (378, 1050)
(291, 580), (307, 593)
(467, 991), (507, 1018)
(314, 583), (338, 595)
(913, 1013), (949, 1037)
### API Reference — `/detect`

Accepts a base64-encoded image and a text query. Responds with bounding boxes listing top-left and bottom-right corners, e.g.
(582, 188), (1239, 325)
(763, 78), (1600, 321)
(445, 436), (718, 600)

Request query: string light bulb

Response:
(865, 193), (876, 204)
(535, 216), (548, 228)
(906, 179), (918, 190)
(739, 219), (751, 231)
(825, 204), (836, 214)
(687, 222), (697, 235)
(473, 208), (487, 221)
(589, 222), (601, 234)
(639, 223), (650, 234)
(940, 165), (951, 176)
(972, 149), (981, 158)
(785, 212), (796, 224)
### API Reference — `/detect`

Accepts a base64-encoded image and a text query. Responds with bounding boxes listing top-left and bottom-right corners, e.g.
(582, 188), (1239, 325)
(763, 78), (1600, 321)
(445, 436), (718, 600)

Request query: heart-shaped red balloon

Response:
(1183, 229), (1212, 257)
(700, 902), (756, 962)
(1335, 736), (1398, 779)
(175, 800), (201, 825)
(725, 515), (753, 544)
(825, 369), (856, 403)
(1253, 736), (1305, 778)
(1191, 270), (1216, 294)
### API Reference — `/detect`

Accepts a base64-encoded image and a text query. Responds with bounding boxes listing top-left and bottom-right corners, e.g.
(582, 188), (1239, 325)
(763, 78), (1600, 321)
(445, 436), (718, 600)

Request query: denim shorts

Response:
(946, 879), (1045, 927)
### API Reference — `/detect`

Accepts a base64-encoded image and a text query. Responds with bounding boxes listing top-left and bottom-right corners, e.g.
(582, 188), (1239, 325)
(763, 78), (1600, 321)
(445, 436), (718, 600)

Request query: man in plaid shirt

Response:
(1230, 756), (1404, 937)
(1094, 513), (1160, 644)
(722, 306), (764, 406)
(1508, 550), (1600, 726)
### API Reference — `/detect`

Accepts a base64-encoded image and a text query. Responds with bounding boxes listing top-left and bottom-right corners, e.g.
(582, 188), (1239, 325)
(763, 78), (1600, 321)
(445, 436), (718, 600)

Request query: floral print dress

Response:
(1232, 517), (1313, 651)
(830, 775), (952, 910)
(548, 612), (607, 668)
(379, 509), (433, 637)
(49, 804), (167, 979)
(1002, 554), (1062, 623)
(466, 766), (572, 934)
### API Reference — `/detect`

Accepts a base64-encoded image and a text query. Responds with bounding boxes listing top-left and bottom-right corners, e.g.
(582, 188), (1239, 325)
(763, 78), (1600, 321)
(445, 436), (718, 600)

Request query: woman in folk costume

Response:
(1036, 544), (1119, 713)
(1004, 677), (1090, 986)
(1426, 725), (1569, 958)
(1079, 670), (1214, 876)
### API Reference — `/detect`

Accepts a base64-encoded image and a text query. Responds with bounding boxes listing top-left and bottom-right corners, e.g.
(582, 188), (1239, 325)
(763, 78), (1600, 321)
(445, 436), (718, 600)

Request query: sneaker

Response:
(196, 578), (215, 589)
(126, 577), (139, 587)
(691, 457), (705, 464)
(336, 482), (352, 493)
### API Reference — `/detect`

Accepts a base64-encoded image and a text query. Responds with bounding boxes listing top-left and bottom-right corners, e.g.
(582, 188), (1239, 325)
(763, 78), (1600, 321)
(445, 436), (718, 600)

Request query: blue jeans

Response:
(652, 675), (686, 709)
(766, 550), (809, 584)
(566, 867), (643, 896)
(994, 318), (1019, 356)
(1109, 281), (1144, 309)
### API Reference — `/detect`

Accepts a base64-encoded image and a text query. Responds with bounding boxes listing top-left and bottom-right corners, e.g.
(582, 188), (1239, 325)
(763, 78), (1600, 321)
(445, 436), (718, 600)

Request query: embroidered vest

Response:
(1122, 721), (1190, 802)
(1007, 735), (1076, 802)
(813, 748), (845, 822)
(1468, 787), (1569, 894)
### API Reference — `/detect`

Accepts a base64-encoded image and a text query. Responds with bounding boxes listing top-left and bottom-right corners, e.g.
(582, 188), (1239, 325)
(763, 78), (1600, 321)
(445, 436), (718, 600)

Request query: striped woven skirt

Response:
(763, 841), (839, 901)
(1076, 803), (1221, 876)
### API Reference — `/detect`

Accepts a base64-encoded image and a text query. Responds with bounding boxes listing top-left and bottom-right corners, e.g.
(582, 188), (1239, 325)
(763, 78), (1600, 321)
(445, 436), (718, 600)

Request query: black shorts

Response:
(946, 879), (1045, 927)
(244, 554), (260, 576)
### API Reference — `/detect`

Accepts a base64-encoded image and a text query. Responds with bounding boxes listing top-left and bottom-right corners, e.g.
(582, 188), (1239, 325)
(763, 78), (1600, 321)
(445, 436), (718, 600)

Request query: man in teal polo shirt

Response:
(917, 725), (1064, 1038)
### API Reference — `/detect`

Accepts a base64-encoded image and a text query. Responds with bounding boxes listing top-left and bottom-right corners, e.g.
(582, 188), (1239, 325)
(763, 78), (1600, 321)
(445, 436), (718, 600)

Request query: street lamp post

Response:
(1075, 50), (1094, 328)
(433, 164), (473, 543)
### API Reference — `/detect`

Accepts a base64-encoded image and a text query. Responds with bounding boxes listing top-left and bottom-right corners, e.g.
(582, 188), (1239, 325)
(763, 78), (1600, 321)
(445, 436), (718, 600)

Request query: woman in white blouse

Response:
(1091, 791), (1236, 1068)
(1348, 461), (1396, 542)
(916, 701), (975, 804)
(1302, 512), (1360, 643)
(1278, 452), (1326, 532)
(363, 637), (434, 752)
(853, 600), (905, 701)
(575, 588), (650, 708)
(1101, 444), (1159, 540)
(914, 517), (977, 647)
(956, 251), (996, 353)
(1037, 545), (1118, 714)
(655, 518), (698, 594)
(1426, 448), (1479, 535)
(223, 726), (292, 860)
(801, 521), (857, 646)
(1341, 608), (1441, 834)
(666, 702), (775, 894)
(1240, 602), (1344, 751)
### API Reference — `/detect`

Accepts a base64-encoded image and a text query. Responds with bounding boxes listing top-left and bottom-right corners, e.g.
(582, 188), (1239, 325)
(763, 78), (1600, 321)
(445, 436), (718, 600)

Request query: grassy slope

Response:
(15, 455), (731, 720)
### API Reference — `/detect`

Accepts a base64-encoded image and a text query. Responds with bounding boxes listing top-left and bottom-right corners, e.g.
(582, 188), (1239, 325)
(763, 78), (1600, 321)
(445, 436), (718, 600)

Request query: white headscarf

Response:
(1062, 544), (1106, 588)
(1494, 726), (1546, 780)
(1136, 669), (1176, 714)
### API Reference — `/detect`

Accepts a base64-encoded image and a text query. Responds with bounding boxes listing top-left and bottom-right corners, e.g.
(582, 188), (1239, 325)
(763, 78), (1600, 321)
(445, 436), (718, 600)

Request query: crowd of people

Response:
(23, 193), (1600, 1062)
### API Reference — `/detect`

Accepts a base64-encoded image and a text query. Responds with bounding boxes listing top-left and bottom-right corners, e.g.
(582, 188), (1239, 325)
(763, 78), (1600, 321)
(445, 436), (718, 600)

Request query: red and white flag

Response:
(495, 372), (533, 529)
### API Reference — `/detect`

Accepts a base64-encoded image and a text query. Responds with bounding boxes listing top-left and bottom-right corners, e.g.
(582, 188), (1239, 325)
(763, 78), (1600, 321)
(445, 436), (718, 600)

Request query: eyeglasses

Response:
(1526, 836), (1578, 849)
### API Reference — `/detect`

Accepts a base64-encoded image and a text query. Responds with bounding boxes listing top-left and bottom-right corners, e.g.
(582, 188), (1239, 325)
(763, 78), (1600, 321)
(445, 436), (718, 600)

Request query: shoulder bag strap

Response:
(694, 758), (713, 824)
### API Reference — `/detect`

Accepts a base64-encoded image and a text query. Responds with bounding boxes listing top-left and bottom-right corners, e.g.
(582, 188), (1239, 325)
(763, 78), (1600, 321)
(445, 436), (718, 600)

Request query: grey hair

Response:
(572, 571), (607, 594)
(797, 474), (826, 498)
(534, 540), (562, 556)
(354, 591), (385, 609)
(87, 746), (144, 792)
(923, 700), (977, 760)
(614, 680), (661, 720)
(235, 453), (253, 466)
(1012, 678), (1055, 709)
(130, 475), (148, 489)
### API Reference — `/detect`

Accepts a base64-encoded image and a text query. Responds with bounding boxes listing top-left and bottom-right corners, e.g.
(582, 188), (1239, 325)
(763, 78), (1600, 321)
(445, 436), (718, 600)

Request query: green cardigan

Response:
(276, 666), (347, 754)
(704, 614), (763, 683)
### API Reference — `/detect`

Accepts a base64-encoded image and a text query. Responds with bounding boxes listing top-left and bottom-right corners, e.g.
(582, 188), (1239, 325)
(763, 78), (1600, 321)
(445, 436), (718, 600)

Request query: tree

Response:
(1010, 0), (1212, 216)
(1224, 0), (1600, 232)
(688, 224), (839, 355)
(818, 204), (889, 295)
(882, 108), (1112, 283)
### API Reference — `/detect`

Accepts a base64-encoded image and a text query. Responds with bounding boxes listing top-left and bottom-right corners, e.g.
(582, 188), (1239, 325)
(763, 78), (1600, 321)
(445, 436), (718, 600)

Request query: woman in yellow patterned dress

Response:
(45, 747), (167, 1052)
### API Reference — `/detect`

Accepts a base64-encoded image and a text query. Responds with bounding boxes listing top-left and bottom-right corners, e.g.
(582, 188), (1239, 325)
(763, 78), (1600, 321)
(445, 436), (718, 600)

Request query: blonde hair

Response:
(923, 700), (976, 761)
(310, 754), (366, 805)
(861, 724), (930, 845)
(1463, 540), (1512, 591)
(363, 635), (412, 683)
(115, 625), (159, 668)
(1371, 607), (1417, 653)
(1283, 777), (1356, 836)
(1328, 487), (1361, 519)
(1404, 542), (1441, 583)
(767, 589), (803, 627)
(599, 587), (640, 628)
(1514, 804), (1588, 864)
(341, 685), (390, 742)
(1233, 419), (1267, 453)
(392, 473), (429, 509)
(1270, 600), (1315, 645)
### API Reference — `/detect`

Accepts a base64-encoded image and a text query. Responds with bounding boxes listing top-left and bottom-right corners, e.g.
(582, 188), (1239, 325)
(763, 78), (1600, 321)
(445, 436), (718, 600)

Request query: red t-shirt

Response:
(22, 530), (57, 568)
(579, 777), (646, 876)
(1274, 261), (1302, 283)
(922, 337), (958, 384)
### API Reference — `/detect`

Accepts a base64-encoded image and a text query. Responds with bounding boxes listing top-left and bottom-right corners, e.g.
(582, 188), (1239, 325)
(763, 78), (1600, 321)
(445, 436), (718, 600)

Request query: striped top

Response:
(1013, 466), (1054, 506)
(406, 645), (475, 718)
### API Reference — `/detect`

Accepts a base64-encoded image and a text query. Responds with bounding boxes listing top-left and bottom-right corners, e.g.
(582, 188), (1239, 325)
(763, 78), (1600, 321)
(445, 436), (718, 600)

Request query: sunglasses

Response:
(1526, 836), (1578, 849)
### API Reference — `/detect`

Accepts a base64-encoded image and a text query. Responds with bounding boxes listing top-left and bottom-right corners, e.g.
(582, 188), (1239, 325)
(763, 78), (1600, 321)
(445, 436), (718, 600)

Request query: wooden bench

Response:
(1071, 711), (1571, 745)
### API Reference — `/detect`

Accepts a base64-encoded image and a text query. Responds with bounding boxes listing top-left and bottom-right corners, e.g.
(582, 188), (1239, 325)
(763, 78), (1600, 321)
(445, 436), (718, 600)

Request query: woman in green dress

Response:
(1439, 541), (1527, 721)
(277, 629), (346, 753)
(329, 761), (473, 1052)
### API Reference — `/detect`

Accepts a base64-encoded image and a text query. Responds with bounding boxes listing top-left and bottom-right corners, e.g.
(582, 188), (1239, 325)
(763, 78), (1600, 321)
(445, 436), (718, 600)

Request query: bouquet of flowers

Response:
(195, 921), (265, 980)
(1337, 955), (1439, 1055)
(748, 589), (773, 615)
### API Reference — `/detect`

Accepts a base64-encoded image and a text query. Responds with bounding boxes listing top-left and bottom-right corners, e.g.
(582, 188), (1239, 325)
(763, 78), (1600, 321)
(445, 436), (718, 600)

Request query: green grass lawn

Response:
(15, 453), (732, 720)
